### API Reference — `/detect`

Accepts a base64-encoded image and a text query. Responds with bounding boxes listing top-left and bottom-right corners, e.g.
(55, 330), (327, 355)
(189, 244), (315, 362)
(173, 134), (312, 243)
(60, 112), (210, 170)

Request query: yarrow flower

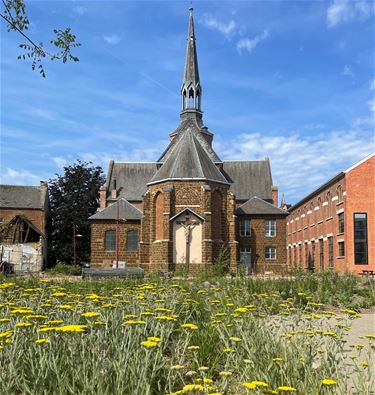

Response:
(243, 381), (268, 389)
(181, 323), (198, 330)
(140, 340), (158, 348)
(81, 312), (100, 318)
(278, 386), (297, 392)
(322, 379), (337, 386)
(35, 338), (50, 344)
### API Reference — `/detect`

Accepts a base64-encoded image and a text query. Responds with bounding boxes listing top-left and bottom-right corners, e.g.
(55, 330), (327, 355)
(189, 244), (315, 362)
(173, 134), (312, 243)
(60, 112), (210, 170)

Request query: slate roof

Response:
(158, 119), (221, 164)
(0, 184), (47, 209)
(148, 128), (229, 186)
(106, 162), (157, 202)
(89, 198), (142, 221)
(222, 160), (273, 201)
(183, 7), (200, 87)
(236, 196), (288, 216)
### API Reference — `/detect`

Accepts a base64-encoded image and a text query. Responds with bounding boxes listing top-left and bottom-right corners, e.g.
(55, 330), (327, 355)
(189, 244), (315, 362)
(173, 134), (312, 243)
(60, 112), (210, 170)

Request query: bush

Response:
(45, 263), (82, 276)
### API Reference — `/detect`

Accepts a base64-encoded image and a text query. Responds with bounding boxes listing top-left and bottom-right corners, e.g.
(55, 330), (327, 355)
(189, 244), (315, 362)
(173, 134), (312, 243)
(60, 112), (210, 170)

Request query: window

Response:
(319, 239), (324, 270)
(338, 212), (344, 233)
(337, 185), (344, 202)
(310, 202), (315, 225)
(240, 219), (251, 237)
(288, 246), (292, 265)
(326, 192), (332, 218)
(265, 219), (276, 237)
(338, 241), (345, 257)
(328, 237), (334, 269)
(299, 245), (303, 268)
(305, 242), (309, 267)
(240, 247), (251, 263)
(265, 247), (276, 260)
(354, 213), (368, 265)
(126, 230), (139, 251)
(104, 230), (116, 251)
(311, 242), (316, 268)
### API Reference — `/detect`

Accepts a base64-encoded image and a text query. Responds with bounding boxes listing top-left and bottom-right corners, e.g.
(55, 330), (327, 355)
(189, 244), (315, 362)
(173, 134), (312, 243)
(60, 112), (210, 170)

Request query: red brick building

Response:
(89, 8), (287, 274)
(286, 153), (374, 273)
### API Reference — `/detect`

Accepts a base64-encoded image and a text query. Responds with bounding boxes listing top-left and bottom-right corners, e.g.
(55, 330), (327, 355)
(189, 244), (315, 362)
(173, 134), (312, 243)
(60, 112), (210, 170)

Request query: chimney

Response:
(272, 186), (278, 207)
(99, 185), (107, 209)
(111, 179), (117, 199)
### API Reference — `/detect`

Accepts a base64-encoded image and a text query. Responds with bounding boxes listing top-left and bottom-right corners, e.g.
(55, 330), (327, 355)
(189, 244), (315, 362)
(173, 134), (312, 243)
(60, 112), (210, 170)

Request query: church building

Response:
(89, 8), (288, 274)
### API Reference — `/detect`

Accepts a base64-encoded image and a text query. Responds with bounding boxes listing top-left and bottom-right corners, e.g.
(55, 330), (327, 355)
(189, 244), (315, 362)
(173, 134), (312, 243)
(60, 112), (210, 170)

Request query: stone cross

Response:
(177, 212), (198, 270)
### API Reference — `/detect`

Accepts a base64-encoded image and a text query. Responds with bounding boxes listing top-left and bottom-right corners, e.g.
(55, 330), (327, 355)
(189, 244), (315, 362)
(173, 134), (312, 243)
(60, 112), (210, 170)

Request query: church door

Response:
(172, 211), (202, 269)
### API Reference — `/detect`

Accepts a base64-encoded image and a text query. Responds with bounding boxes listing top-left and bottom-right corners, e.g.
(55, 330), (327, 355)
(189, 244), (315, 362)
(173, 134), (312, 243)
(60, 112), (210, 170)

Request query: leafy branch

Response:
(1, 0), (81, 77)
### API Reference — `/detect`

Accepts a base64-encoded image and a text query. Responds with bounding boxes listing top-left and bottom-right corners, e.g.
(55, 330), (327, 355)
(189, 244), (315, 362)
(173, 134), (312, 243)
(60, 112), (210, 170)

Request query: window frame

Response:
(126, 229), (139, 252)
(353, 213), (368, 265)
(338, 212), (345, 234)
(104, 230), (116, 252)
(338, 241), (345, 257)
(264, 219), (276, 237)
(265, 246), (276, 260)
(239, 219), (251, 237)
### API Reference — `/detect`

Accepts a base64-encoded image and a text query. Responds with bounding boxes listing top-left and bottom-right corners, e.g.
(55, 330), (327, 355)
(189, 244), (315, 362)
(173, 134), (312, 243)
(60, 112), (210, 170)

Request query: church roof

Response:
(0, 183), (48, 209)
(148, 128), (229, 186)
(222, 160), (273, 201)
(89, 198), (142, 221)
(158, 119), (221, 163)
(106, 162), (157, 202)
(236, 196), (288, 216)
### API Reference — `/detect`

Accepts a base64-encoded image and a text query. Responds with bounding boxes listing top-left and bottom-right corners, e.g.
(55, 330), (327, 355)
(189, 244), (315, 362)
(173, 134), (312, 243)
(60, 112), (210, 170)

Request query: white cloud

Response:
(200, 14), (236, 38)
(342, 64), (354, 77)
(237, 29), (269, 54)
(72, 6), (86, 16)
(327, 0), (374, 27)
(0, 168), (46, 185)
(27, 108), (57, 120)
(53, 156), (68, 169)
(370, 79), (375, 90)
(368, 98), (375, 113)
(216, 127), (373, 203)
(103, 34), (121, 45)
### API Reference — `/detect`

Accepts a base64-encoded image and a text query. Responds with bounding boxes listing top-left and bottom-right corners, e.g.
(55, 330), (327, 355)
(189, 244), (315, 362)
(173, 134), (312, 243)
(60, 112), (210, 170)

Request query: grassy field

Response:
(0, 272), (374, 395)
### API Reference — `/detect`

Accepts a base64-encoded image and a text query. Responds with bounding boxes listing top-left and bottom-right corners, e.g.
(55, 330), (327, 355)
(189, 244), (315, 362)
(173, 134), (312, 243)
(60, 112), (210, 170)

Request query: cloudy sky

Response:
(1, 0), (374, 204)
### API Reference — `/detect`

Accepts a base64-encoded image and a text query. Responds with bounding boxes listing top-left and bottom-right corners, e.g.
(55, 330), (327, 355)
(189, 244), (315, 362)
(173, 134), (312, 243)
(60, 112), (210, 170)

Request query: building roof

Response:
(148, 128), (229, 186)
(0, 183), (48, 209)
(89, 198), (142, 221)
(222, 160), (273, 201)
(236, 196), (288, 216)
(158, 119), (221, 163)
(106, 162), (157, 201)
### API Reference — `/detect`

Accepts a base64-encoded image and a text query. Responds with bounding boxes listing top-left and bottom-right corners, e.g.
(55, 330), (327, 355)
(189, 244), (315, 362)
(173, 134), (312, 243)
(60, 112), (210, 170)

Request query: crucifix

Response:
(177, 212), (199, 272)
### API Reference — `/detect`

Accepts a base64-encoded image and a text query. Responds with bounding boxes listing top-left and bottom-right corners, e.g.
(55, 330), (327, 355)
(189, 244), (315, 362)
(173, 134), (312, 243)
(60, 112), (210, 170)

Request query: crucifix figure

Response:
(177, 212), (199, 271)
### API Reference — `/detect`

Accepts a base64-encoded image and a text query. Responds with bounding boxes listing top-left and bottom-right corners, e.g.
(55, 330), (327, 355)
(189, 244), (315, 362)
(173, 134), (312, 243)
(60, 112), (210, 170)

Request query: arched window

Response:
(155, 192), (164, 240)
(126, 230), (139, 251)
(317, 197), (322, 222)
(104, 230), (115, 251)
(337, 185), (344, 202)
(310, 202), (315, 225)
(326, 192), (332, 218)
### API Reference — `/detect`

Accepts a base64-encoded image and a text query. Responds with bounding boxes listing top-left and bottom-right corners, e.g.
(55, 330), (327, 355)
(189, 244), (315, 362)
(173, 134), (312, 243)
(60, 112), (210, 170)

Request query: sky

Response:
(1, 0), (374, 204)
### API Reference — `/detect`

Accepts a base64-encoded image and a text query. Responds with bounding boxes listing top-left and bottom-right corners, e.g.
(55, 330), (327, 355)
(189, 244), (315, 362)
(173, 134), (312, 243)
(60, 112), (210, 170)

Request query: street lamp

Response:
(72, 224), (83, 265)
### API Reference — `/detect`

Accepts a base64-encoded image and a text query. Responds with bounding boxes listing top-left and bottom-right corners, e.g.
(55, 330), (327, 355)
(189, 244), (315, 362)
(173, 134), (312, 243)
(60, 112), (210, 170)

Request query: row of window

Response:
(104, 230), (139, 252)
(240, 246), (277, 261)
(239, 219), (276, 237)
(288, 213), (368, 266)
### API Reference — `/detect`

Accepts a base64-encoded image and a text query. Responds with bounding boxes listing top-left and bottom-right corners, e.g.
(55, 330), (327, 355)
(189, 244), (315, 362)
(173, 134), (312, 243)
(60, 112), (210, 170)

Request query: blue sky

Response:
(1, 0), (374, 204)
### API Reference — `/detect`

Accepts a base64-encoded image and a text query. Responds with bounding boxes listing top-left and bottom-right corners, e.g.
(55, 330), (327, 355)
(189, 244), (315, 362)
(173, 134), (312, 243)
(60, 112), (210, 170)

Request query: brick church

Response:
(89, 8), (287, 274)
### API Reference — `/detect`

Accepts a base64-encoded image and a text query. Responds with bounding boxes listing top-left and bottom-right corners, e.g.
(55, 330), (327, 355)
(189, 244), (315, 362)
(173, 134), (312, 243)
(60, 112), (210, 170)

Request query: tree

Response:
(48, 161), (105, 265)
(1, 0), (81, 77)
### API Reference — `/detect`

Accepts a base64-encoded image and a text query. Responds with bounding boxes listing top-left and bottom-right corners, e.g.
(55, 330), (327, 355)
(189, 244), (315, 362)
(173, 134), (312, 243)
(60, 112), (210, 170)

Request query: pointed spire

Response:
(181, 6), (202, 119)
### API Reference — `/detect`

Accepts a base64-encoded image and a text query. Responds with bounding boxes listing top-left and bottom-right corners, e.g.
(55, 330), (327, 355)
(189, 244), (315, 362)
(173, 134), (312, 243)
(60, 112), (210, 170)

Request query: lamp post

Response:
(72, 224), (83, 265)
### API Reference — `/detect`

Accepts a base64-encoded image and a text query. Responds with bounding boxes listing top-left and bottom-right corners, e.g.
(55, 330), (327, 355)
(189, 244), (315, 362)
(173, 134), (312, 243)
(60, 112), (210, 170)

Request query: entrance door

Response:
(240, 247), (252, 275)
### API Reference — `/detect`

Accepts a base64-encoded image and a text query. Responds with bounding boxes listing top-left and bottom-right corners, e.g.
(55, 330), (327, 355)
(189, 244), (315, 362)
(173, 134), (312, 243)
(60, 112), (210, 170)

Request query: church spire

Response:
(181, 6), (202, 120)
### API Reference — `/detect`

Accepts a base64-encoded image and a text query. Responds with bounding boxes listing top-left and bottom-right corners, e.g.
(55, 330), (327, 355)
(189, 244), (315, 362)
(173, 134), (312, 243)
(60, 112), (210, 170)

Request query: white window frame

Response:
(265, 246), (276, 260)
(240, 219), (251, 237)
(265, 219), (276, 237)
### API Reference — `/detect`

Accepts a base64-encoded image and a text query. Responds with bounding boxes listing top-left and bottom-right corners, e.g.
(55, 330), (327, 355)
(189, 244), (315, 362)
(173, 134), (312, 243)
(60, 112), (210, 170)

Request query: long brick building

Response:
(286, 153), (374, 273)
(89, 8), (287, 274)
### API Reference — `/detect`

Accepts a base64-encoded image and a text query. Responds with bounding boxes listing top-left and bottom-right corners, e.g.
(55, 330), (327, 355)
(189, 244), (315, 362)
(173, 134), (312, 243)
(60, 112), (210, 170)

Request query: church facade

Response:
(89, 8), (288, 274)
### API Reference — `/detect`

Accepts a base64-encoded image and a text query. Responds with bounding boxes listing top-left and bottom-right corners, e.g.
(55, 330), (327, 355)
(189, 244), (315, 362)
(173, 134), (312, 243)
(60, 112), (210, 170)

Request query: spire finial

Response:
(189, 4), (193, 16)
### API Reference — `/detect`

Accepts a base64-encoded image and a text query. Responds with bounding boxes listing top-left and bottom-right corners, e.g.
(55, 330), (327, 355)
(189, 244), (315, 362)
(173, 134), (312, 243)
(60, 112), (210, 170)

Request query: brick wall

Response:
(237, 215), (287, 274)
(0, 208), (46, 236)
(90, 220), (141, 267)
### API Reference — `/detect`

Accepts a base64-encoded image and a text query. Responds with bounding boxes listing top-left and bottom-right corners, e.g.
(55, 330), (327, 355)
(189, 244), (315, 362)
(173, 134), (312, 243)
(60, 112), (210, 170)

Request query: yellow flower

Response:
(155, 315), (176, 321)
(170, 365), (184, 370)
(140, 340), (158, 348)
(278, 386), (296, 392)
(0, 318), (10, 323)
(182, 384), (204, 392)
(219, 371), (233, 376)
(16, 322), (33, 327)
(81, 312), (100, 318)
(243, 381), (268, 389)
(198, 366), (209, 371)
(10, 308), (34, 315)
(187, 345), (200, 350)
(322, 379), (337, 386)
(181, 323), (198, 330)
(272, 358), (283, 362)
(35, 338), (50, 344)
(93, 321), (105, 325)
(0, 330), (13, 340)
(223, 347), (235, 353)
(229, 336), (241, 342)
(51, 292), (67, 297)
(360, 361), (368, 367)
(38, 325), (87, 333)
(147, 336), (161, 342)
(123, 320), (145, 325)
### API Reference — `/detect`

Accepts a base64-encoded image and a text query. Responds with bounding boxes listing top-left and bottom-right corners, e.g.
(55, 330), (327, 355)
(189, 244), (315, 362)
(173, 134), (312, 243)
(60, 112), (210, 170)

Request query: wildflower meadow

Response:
(0, 273), (374, 395)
